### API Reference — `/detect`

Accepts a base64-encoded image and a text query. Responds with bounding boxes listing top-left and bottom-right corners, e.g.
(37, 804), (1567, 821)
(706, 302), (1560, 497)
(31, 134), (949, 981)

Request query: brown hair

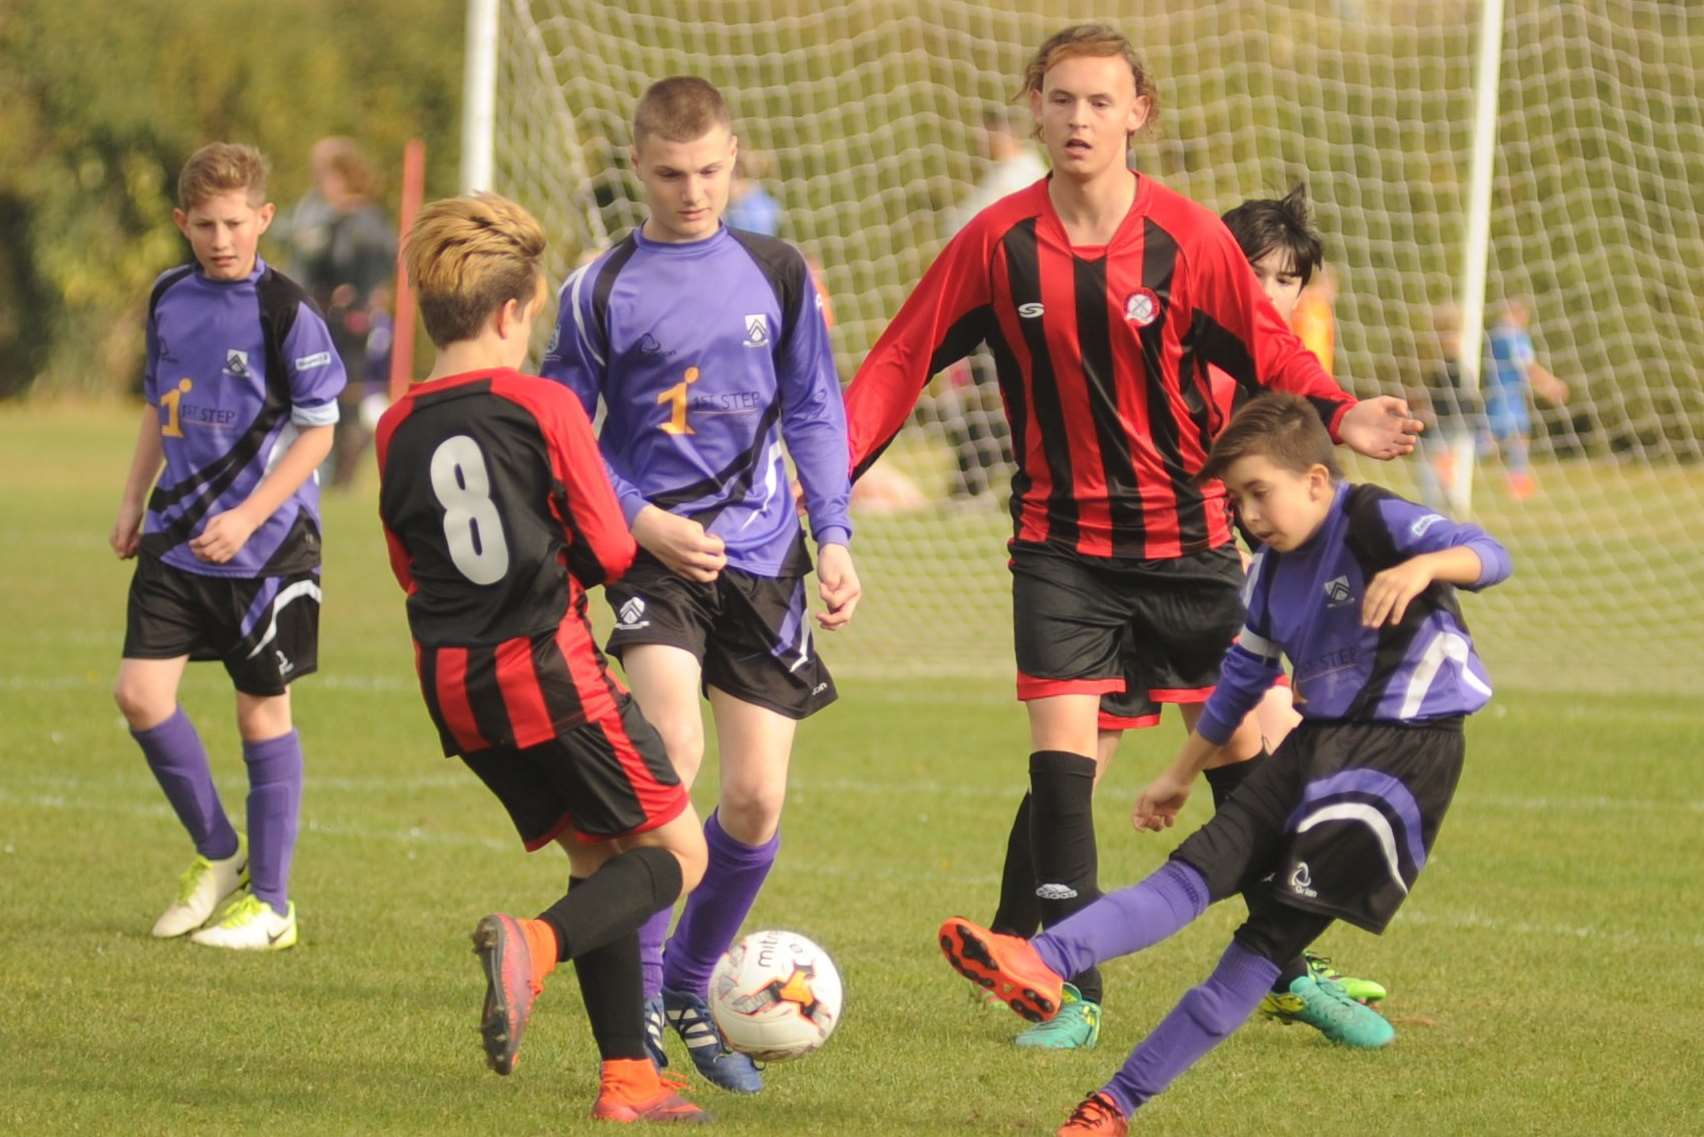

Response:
(633, 76), (733, 146)
(1019, 24), (1160, 133)
(311, 136), (380, 201)
(1200, 393), (1340, 484)
(177, 142), (270, 210)
(403, 193), (548, 348)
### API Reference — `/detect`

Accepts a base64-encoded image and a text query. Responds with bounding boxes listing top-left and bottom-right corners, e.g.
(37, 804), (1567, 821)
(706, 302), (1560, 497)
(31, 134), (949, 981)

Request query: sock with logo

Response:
(1031, 859), (1208, 981)
(242, 730), (303, 917)
(991, 792), (1042, 937)
(1028, 750), (1103, 1005)
(538, 846), (683, 962)
(1100, 940), (1279, 1118)
(134, 708), (240, 860)
(662, 810), (778, 998)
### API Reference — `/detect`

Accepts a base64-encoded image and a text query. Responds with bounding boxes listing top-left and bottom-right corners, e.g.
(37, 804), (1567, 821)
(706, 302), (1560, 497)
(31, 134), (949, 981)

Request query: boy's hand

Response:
(189, 508), (259, 564)
(814, 543), (861, 631)
(633, 506), (726, 583)
(1339, 396), (1423, 460)
(1133, 766), (1194, 832)
(110, 502), (145, 559)
(1363, 553), (1438, 628)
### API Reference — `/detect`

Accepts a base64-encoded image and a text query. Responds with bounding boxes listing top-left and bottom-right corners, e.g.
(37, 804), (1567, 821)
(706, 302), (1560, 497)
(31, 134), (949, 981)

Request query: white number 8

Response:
(429, 435), (510, 585)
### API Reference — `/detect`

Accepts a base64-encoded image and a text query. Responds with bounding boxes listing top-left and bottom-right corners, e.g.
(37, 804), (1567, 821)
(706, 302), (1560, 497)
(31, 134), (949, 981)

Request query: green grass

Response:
(3, 402), (1702, 1136)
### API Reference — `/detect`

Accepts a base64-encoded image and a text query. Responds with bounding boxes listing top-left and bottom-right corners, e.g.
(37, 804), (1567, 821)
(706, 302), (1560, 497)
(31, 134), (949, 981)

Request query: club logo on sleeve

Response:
(545, 324), (561, 355)
(1323, 575), (1354, 607)
(1123, 288), (1160, 327)
(742, 313), (770, 348)
(1288, 861), (1318, 898)
(1410, 513), (1446, 538)
(223, 349), (250, 376)
(616, 597), (650, 630)
(637, 332), (665, 356)
(293, 350), (332, 372)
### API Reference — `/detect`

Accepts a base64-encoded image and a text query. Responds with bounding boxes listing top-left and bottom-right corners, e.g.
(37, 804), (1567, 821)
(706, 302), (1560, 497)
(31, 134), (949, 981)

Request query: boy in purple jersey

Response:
(939, 393), (1511, 1136)
(540, 76), (860, 1094)
(110, 143), (346, 951)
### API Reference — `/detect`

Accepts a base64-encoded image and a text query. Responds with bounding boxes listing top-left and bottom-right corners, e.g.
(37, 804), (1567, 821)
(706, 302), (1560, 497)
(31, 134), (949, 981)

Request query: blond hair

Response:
(177, 142), (270, 210)
(311, 136), (380, 201)
(403, 193), (548, 348)
(1020, 24), (1160, 134)
(633, 76), (732, 146)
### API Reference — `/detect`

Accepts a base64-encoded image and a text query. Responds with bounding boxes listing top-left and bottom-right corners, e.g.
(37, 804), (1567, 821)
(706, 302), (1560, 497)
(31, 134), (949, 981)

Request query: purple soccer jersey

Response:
(1196, 482), (1512, 743)
(141, 259), (346, 578)
(539, 225), (851, 576)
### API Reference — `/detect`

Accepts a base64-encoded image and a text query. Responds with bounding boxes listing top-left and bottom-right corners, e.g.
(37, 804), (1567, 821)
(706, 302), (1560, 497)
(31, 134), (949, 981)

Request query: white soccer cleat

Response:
(151, 837), (248, 938)
(188, 893), (298, 951)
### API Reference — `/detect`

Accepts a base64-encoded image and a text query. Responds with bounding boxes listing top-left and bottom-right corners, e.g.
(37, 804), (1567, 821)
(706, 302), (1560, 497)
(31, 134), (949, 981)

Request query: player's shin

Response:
(991, 791), (1042, 936)
(134, 708), (239, 859)
(575, 929), (650, 1061)
(662, 810), (779, 998)
(538, 845), (685, 962)
(1028, 750), (1103, 1003)
(1031, 860), (1208, 980)
(242, 730), (303, 915)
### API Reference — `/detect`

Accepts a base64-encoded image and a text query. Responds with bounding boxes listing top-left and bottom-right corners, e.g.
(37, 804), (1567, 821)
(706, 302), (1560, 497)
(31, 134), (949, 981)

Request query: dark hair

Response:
(1220, 184), (1323, 285)
(1200, 392), (1339, 484)
(634, 76), (732, 146)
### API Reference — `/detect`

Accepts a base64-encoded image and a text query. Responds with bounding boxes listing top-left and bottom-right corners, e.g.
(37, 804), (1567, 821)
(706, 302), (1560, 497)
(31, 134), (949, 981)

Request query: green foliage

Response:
(0, 0), (462, 398)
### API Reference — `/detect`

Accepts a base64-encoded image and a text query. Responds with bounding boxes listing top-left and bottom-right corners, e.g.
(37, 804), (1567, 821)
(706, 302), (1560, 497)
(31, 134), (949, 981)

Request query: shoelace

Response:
(1067, 1092), (1120, 1128)
(175, 857), (213, 905)
(1304, 951), (1343, 981)
(214, 894), (262, 927)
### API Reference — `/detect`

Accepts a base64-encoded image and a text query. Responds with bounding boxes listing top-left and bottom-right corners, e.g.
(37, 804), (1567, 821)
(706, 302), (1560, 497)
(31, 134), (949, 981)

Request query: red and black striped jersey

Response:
(846, 175), (1358, 560)
(375, 369), (637, 754)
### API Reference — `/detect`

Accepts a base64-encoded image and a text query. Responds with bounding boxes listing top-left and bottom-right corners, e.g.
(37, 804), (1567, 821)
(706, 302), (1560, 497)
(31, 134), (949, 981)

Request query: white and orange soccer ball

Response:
(708, 929), (843, 1062)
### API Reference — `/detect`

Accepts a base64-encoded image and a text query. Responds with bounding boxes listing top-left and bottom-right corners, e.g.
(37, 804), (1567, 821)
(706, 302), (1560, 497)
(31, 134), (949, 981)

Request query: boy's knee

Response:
(669, 828), (708, 894)
(234, 693), (291, 741)
(653, 718), (706, 783)
(113, 678), (169, 730)
(717, 780), (785, 844)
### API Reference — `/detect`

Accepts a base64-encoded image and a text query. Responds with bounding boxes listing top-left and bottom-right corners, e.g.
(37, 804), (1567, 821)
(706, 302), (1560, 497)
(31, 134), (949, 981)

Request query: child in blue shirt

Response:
(938, 392), (1512, 1136)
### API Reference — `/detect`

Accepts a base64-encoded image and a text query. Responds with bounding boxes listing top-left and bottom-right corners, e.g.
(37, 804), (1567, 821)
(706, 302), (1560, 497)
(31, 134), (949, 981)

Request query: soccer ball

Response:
(708, 929), (842, 1062)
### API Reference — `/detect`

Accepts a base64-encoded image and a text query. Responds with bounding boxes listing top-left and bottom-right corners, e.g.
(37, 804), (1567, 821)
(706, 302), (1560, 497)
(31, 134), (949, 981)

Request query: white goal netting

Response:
(491, 0), (1704, 695)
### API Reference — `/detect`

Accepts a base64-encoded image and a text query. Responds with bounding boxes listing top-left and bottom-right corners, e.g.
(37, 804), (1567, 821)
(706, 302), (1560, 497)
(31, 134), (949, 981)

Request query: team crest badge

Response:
(224, 348), (250, 376)
(742, 313), (770, 348)
(1123, 288), (1160, 328)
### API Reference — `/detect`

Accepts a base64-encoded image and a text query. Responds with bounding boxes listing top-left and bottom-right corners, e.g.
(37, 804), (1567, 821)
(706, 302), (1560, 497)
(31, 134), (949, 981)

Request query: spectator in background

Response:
(726, 148), (784, 236)
(285, 137), (397, 488)
(1486, 298), (1569, 501)
(935, 106), (1045, 500)
(1290, 262), (1337, 378)
(1411, 303), (1482, 517)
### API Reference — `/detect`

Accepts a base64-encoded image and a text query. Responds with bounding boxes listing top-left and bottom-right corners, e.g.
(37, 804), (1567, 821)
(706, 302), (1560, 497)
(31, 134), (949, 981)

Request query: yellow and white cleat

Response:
(189, 893), (297, 951)
(151, 837), (248, 939)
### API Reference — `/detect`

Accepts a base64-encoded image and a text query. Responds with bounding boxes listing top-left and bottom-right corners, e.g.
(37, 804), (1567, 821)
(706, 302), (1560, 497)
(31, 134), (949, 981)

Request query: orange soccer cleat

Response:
(591, 1058), (711, 1124)
(936, 916), (1063, 1023)
(471, 913), (551, 1075)
(1057, 1091), (1129, 1136)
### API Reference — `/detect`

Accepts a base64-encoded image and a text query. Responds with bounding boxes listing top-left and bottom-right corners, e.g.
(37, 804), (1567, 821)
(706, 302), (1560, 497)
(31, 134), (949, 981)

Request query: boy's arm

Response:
(775, 255), (861, 629)
(531, 383), (638, 589)
(538, 265), (653, 526)
(112, 405), (163, 559)
(1193, 222), (1420, 460)
(844, 222), (994, 480)
(1360, 496), (1513, 628)
(190, 301), (346, 564)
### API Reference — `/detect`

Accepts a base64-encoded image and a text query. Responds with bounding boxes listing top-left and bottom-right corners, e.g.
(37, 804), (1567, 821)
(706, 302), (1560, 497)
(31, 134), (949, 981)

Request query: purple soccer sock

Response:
(639, 906), (672, 1000)
(1030, 859), (1208, 981)
(661, 811), (778, 998)
(132, 708), (239, 860)
(1102, 941), (1280, 1118)
(242, 730), (304, 916)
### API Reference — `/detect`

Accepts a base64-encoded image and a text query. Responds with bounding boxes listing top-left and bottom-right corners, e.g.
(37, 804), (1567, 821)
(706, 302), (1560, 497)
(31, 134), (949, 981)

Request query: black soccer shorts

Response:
(461, 690), (690, 848)
(123, 553), (320, 696)
(1169, 718), (1466, 934)
(1009, 542), (1243, 725)
(604, 552), (837, 720)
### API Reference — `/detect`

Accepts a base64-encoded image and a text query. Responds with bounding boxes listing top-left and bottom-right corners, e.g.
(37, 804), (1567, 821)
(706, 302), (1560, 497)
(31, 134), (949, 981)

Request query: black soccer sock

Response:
(1202, 751), (1268, 811)
(1029, 750), (1103, 1005)
(538, 845), (683, 962)
(574, 928), (649, 1061)
(991, 792), (1042, 937)
(1200, 754), (1310, 992)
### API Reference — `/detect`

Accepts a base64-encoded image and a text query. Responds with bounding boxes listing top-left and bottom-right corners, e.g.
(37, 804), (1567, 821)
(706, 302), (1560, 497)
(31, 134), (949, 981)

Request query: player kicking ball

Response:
(112, 143), (345, 951)
(375, 193), (710, 1123)
(542, 77), (859, 1095)
(940, 393), (1511, 1135)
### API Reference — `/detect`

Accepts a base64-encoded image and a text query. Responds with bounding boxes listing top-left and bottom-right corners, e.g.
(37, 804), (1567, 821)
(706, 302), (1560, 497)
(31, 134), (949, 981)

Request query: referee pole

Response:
(1455, 0), (1507, 513)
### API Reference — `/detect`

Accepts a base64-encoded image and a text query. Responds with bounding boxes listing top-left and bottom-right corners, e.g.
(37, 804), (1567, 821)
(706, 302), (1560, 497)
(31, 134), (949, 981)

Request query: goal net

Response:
(490, 0), (1704, 695)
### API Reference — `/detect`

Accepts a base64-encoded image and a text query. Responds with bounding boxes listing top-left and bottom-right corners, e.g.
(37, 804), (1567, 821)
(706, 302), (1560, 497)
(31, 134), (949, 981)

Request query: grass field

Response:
(3, 403), (1702, 1136)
